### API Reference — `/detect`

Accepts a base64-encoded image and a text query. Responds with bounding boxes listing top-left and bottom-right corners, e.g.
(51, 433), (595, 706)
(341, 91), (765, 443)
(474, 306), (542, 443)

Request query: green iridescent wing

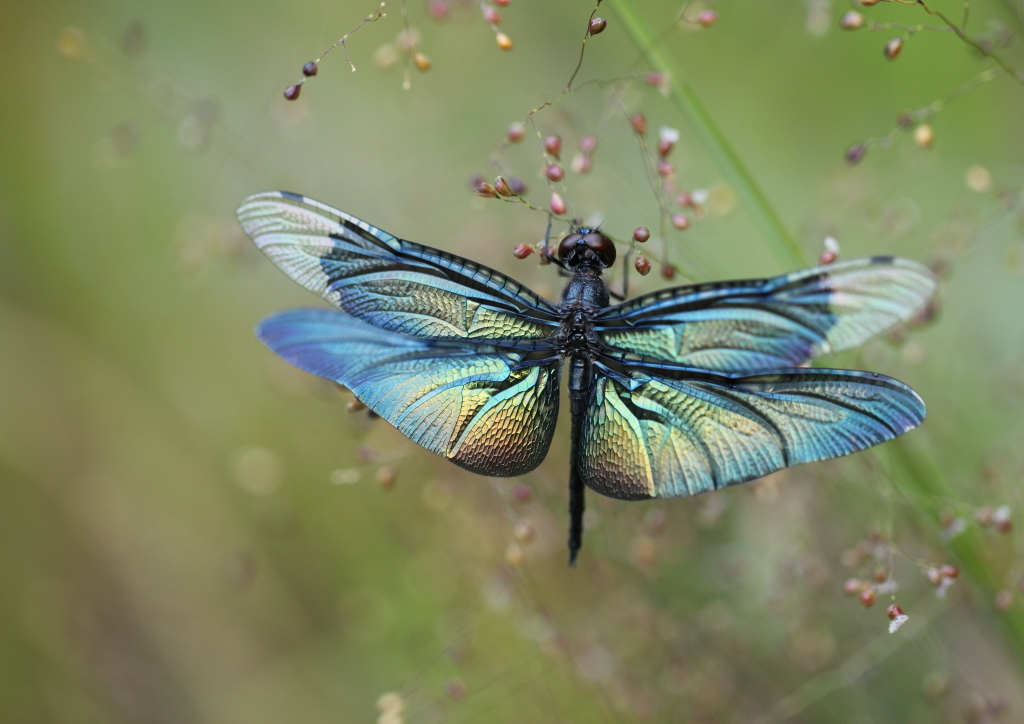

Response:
(580, 356), (925, 500)
(237, 191), (559, 343)
(596, 257), (935, 372)
(259, 309), (560, 476)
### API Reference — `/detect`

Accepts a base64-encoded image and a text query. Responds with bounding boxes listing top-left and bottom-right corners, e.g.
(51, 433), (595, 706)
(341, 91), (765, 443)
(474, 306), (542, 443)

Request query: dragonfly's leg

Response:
(566, 356), (593, 567)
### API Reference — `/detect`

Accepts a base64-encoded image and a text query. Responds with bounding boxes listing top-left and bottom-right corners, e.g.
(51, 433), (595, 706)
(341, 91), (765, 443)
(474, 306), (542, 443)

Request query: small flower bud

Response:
(941, 565), (959, 579)
(508, 177), (527, 195)
(845, 143), (867, 164)
(494, 176), (514, 196)
(886, 604), (904, 620)
(660, 264), (676, 280)
(545, 164), (564, 182)
(375, 465), (397, 490)
(633, 226), (650, 243)
(630, 113), (648, 135)
(657, 139), (674, 157)
(843, 578), (863, 596)
(474, 182), (497, 198)
(634, 255), (652, 275)
(413, 51), (432, 71)
(671, 213), (690, 230)
(512, 519), (536, 543)
(302, 61), (318, 76)
(428, 0), (449, 21)
(507, 121), (525, 143)
(926, 567), (943, 585)
(657, 160), (674, 178)
(820, 250), (837, 265)
(483, 6), (501, 25)
(346, 398), (366, 413)
(550, 191), (567, 215)
(513, 243), (533, 259)
(579, 135), (598, 154)
(914, 123), (934, 148)
(839, 11), (865, 30)
(494, 0), (511, 6)
(283, 84), (301, 101)
(676, 191), (693, 207)
(859, 589), (876, 607)
(571, 153), (591, 174)
(589, 17), (607, 35)
(696, 10), (718, 27)
(883, 38), (903, 61)
(496, 32), (514, 50)
(512, 483), (532, 502)
(544, 134), (562, 159)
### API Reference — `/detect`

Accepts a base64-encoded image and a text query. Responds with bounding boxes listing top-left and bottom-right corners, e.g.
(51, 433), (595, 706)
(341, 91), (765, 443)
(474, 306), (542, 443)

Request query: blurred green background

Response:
(2, 0), (1024, 722)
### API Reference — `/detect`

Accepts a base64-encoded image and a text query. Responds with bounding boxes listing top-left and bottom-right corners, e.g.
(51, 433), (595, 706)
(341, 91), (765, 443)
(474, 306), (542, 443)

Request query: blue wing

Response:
(258, 309), (560, 477)
(579, 354), (925, 500)
(596, 257), (935, 372)
(237, 191), (559, 343)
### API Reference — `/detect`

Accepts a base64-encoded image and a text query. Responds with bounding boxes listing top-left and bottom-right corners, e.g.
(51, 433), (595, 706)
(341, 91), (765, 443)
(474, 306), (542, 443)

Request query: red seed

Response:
(859, 589), (876, 607)
(843, 578), (862, 596)
(860, 0), (880, 6)
(579, 135), (598, 154)
(657, 139), (674, 157)
(483, 6), (501, 25)
(884, 37), (903, 61)
(820, 250), (837, 265)
(676, 191), (693, 207)
(512, 483), (532, 502)
(544, 134), (562, 159)
(645, 72), (665, 88)
(634, 255), (652, 276)
(660, 264), (675, 280)
(630, 113), (648, 135)
(545, 164), (564, 182)
(588, 17), (607, 35)
(507, 122), (525, 143)
(474, 182), (497, 198)
(283, 84), (301, 101)
(941, 565), (959, 579)
(633, 227), (650, 243)
(302, 61), (318, 76)
(494, 176), (514, 197)
(493, 0), (511, 6)
(513, 244), (533, 259)
(886, 604), (904, 620)
(428, 0), (449, 20)
(508, 177), (527, 195)
(657, 160), (674, 178)
(550, 192), (567, 215)
(840, 11), (865, 29)
(696, 10), (718, 27)
(671, 214), (690, 230)
(571, 153), (591, 174)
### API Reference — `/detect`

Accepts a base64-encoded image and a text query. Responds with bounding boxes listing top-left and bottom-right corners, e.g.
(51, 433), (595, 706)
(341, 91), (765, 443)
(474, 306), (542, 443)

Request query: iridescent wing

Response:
(580, 355), (925, 500)
(258, 309), (560, 477)
(597, 257), (935, 372)
(237, 191), (559, 343)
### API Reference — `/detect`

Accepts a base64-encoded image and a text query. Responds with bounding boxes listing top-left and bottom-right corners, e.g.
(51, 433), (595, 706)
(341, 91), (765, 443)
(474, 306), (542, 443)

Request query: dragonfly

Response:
(237, 191), (934, 566)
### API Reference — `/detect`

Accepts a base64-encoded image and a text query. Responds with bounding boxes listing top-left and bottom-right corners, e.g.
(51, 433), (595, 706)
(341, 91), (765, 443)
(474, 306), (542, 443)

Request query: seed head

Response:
(696, 10), (718, 27)
(671, 213), (690, 230)
(886, 604), (904, 620)
(494, 176), (514, 197)
(512, 483), (532, 503)
(840, 11), (865, 30)
(483, 6), (501, 25)
(302, 61), (318, 76)
(283, 84), (301, 101)
(474, 182), (497, 198)
(630, 113), (648, 135)
(413, 51), (432, 71)
(843, 578), (863, 596)
(494, 0), (511, 6)
(513, 243), (533, 259)
(428, 0), (449, 21)
(496, 32), (514, 51)
(660, 264), (676, 280)
(579, 135), (598, 154)
(507, 121), (525, 143)
(884, 38), (903, 61)
(550, 192), (567, 216)
(914, 123), (934, 148)
(634, 255), (652, 275)
(375, 465), (397, 490)
(544, 134), (562, 159)
(859, 589), (877, 607)
(571, 153), (592, 174)
(589, 17), (607, 35)
(633, 227), (650, 243)
(545, 164), (565, 182)
(508, 177), (527, 195)
(845, 143), (867, 165)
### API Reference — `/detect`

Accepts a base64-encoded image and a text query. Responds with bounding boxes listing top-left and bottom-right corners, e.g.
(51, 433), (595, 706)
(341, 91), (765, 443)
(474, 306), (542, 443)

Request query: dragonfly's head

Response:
(557, 228), (616, 270)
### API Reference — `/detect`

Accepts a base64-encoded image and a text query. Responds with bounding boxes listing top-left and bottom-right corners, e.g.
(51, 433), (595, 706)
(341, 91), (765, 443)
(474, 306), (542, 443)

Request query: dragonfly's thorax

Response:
(552, 267), (608, 357)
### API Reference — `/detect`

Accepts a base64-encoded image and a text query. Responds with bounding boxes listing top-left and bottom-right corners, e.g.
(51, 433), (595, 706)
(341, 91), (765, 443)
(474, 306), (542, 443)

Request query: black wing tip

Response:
(279, 190), (305, 202)
(868, 255), (897, 265)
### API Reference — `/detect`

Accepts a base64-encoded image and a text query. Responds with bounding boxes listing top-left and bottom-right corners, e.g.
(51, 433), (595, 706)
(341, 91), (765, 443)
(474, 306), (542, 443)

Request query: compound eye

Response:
(558, 232), (583, 262)
(583, 232), (616, 267)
